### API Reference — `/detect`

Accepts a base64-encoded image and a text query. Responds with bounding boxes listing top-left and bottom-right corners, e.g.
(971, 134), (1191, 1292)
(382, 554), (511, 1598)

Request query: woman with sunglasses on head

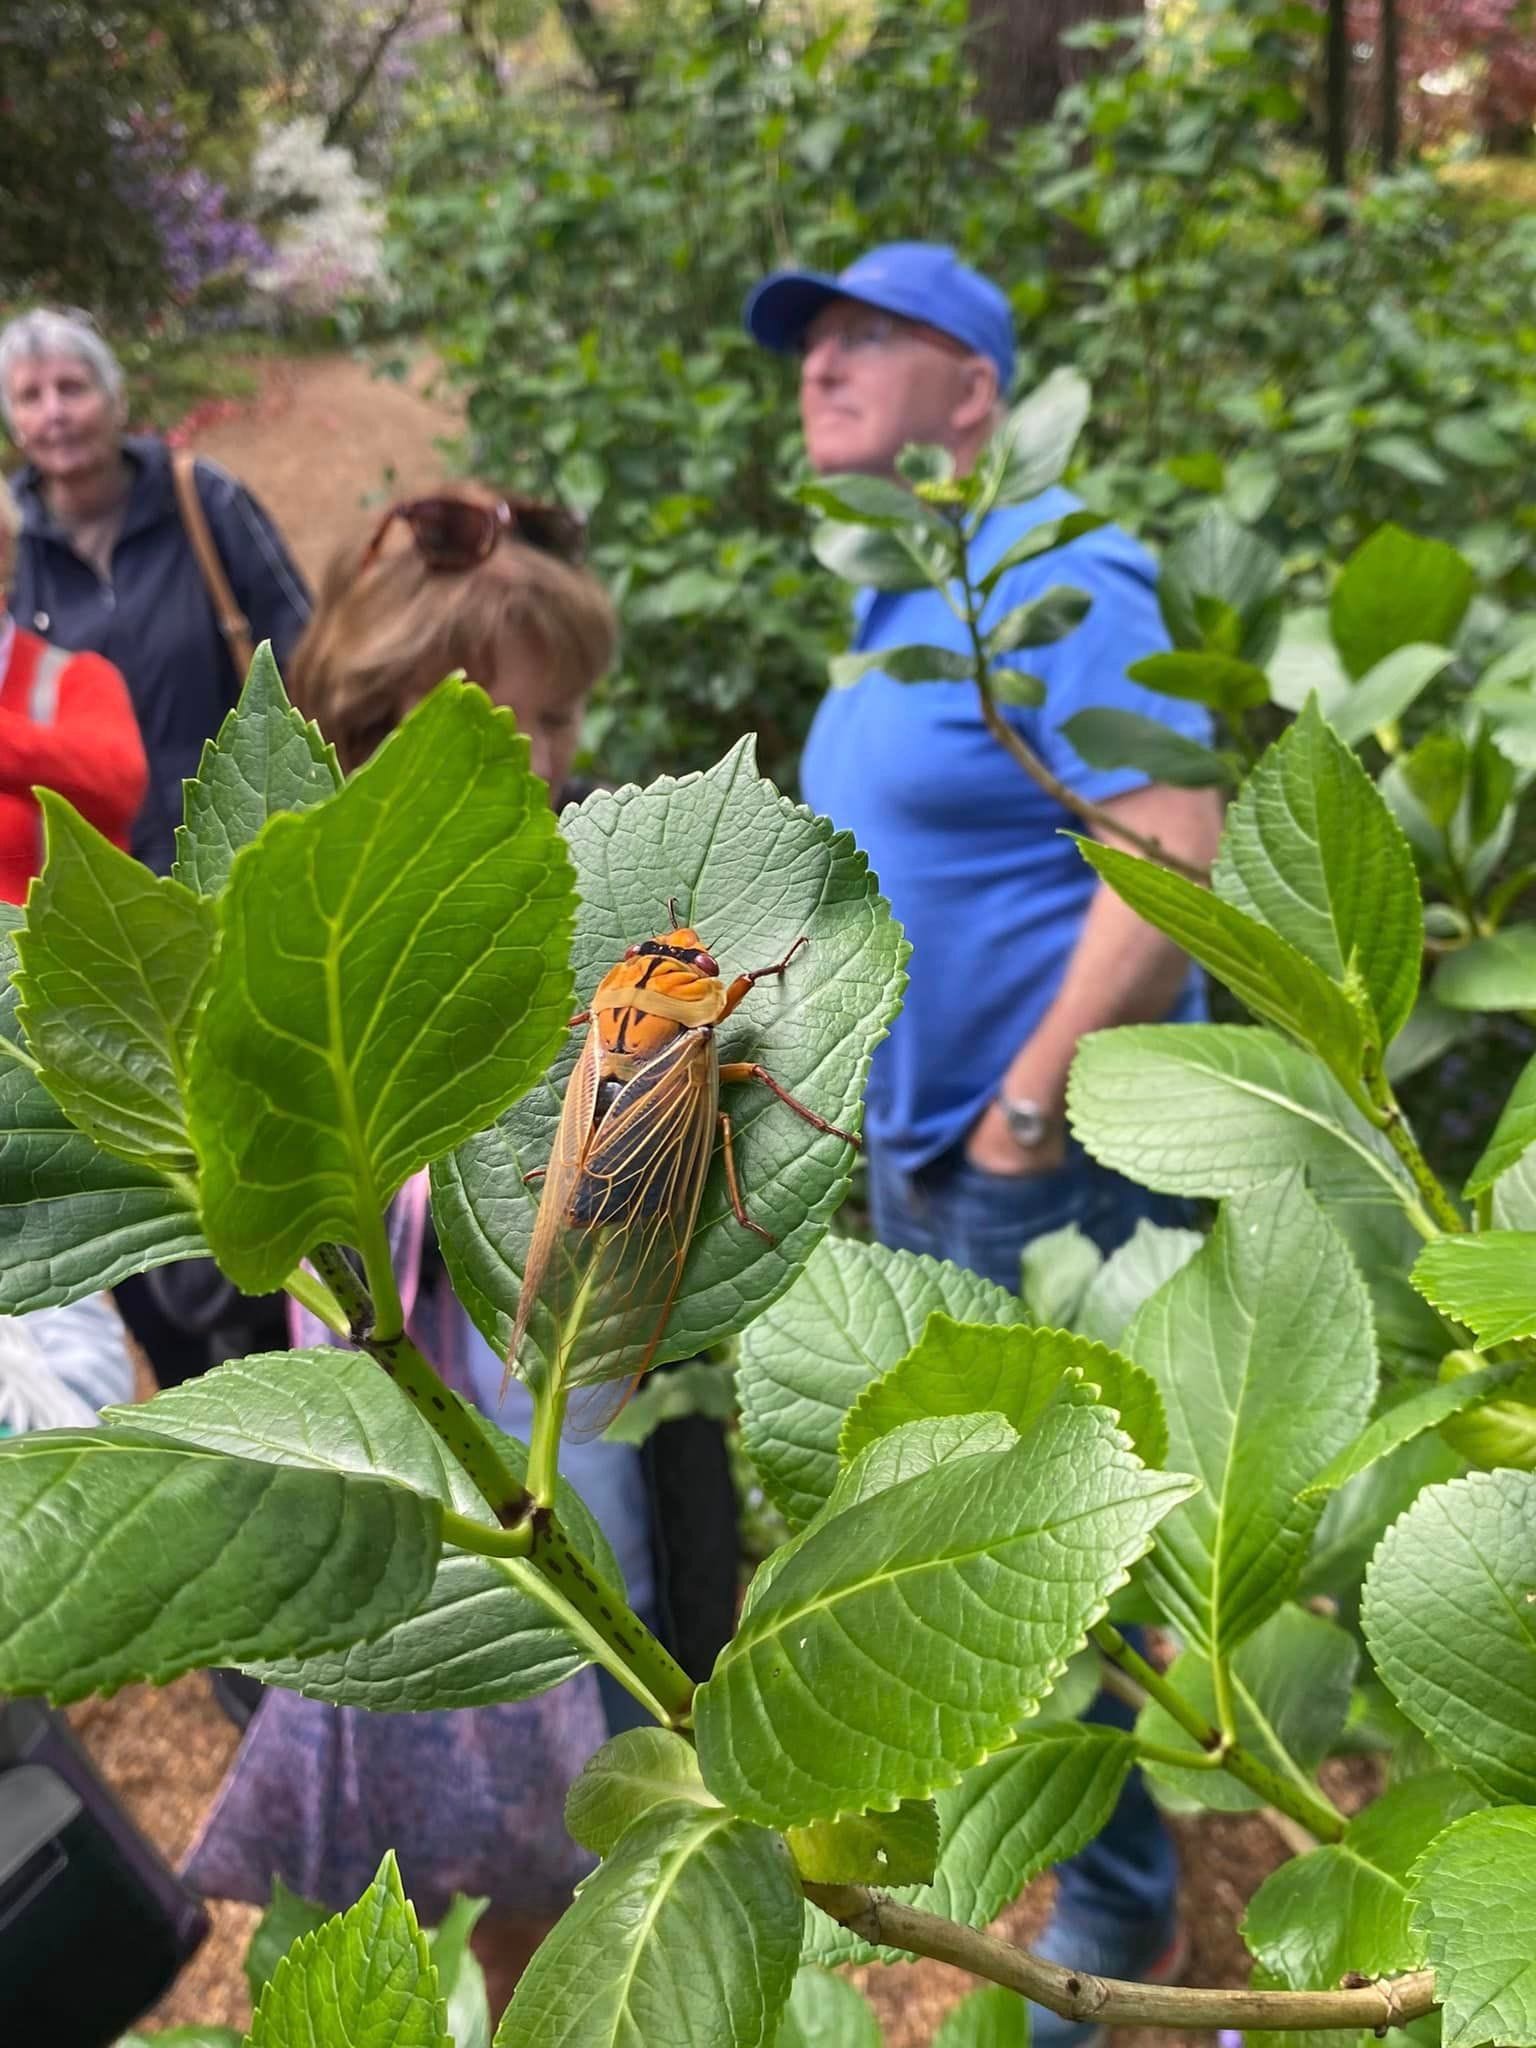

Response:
(182, 484), (740, 2013)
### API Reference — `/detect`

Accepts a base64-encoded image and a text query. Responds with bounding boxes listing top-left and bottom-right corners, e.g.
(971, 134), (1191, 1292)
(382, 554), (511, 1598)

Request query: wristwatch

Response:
(996, 1093), (1059, 1150)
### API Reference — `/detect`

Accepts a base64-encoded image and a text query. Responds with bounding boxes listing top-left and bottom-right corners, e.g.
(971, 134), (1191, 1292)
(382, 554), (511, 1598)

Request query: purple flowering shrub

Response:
(116, 111), (273, 311)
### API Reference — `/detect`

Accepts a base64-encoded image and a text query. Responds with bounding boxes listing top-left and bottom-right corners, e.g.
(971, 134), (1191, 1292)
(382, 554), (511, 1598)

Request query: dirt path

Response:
(189, 348), (466, 584)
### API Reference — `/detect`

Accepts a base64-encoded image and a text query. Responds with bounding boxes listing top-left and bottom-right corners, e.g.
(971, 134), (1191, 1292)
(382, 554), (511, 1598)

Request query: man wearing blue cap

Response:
(746, 243), (1223, 2041)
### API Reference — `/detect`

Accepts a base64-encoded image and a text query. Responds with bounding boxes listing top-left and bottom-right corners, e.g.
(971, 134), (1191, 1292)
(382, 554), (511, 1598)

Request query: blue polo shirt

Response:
(800, 489), (1211, 1174)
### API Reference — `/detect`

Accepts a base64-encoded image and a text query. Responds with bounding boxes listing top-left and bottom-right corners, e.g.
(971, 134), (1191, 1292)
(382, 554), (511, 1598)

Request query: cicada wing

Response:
(558, 1026), (719, 1395)
(503, 1023), (603, 1401)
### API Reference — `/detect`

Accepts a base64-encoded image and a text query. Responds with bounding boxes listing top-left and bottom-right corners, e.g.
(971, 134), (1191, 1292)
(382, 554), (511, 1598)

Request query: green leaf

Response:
(1363, 436), (1450, 490)
(1212, 700), (1422, 1044)
(246, 1878), (331, 2005)
(249, 1851), (448, 2048)
(774, 1968), (882, 2048)
(933, 1986), (1030, 2048)
(1434, 415), (1516, 469)
(1267, 606), (1352, 717)
(896, 443), (957, 488)
(1070, 1024), (1409, 1203)
(1330, 526), (1476, 682)
(1363, 1469), (1536, 1802)
(174, 641), (342, 897)
(494, 1802), (802, 2048)
(116, 1348), (616, 1710)
(839, 1312), (1167, 1467)
(0, 906), (206, 1312)
(428, 1893), (492, 2048)
(737, 1236), (1021, 1532)
(1137, 1605), (1358, 1815)
(0, 1425), (439, 1703)
(976, 511), (1108, 597)
(830, 642), (976, 688)
(1075, 1220), (1203, 1350)
(1434, 927), (1536, 1011)
(1077, 840), (1372, 1098)
(984, 585), (1091, 658)
(1244, 1770), (1487, 1988)
(1326, 645), (1456, 749)
(433, 739), (906, 1394)
(565, 1728), (716, 1857)
(1302, 1361), (1526, 1496)
(1436, 1347), (1536, 1471)
(187, 680), (576, 1294)
(695, 1402), (1193, 1827)
(788, 1798), (940, 1885)
(990, 669), (1046, 707)
(13, 794), (216, 1168)
(1056, 708), (1238, 790)
(1127, 1174), (1377, 1656)
(1411, 1233), (1536, 1348)
(804, 1724), (1135, 1966)
(980, 369), (1092, 512)
(810, 520), (934, 591)
(1123, 650), (1271, 716)
(1410, 1807), (1536, 2048)
(1466, 1052), (1536, 1198)
(1158, 507), (1285, 665)
(1020, 1224), (1102, 1329)
(795, 472), (951, 534)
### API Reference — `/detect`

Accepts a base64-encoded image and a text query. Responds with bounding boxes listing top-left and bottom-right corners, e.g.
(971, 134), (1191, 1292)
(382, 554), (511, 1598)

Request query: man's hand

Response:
(964, 1100), (1067, 1177)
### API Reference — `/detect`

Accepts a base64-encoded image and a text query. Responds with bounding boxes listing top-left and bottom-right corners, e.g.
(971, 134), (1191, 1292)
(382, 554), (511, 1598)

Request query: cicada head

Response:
(593, 926), (727, 1056)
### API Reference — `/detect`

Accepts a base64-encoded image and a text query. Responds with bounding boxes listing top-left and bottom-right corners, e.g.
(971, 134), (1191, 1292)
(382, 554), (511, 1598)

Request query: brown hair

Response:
(290, 484), (618, 772)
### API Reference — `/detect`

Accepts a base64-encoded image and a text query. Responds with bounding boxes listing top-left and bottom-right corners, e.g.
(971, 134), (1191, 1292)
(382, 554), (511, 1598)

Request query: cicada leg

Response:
(720, 934), (810, 1015)
(717, 1061), (861, 1149)
(717, 1110), (774, 1242)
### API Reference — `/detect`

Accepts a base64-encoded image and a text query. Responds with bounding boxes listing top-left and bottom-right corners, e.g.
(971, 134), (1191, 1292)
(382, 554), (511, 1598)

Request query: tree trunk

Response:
(969, 0), (1142, 137)
(1324, 0), (1349, 186)
(1379, 0), (1400, 173)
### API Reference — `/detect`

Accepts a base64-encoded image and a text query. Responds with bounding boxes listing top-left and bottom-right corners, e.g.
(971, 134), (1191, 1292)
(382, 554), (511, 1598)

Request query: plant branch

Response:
(527, 1506), (696, 1729)
(309, 1241), (531, 1524)
(306, 1243), (695, 1728)
(1363, 1069), (1466, 1237)
(954, 557), (1210, 884)
(1091, 1624), (1346, 1843)
(805, 1883), (1436, 2031)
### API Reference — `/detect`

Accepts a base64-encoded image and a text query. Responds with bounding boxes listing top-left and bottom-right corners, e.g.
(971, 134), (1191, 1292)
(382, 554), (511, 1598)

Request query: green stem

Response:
(282, 1264), (349, 1336)
(1364, 1069), (1466, 1238)
(1212, 1648), (1239, 1744)
(1136, 1738), (1224, 1771)
(528, 1508), (696, 1729)
(308, 1243), (696, 1729)
(309, 1241), (531, 1524)
(355, 1204), (406, 1342)
(441, 1508), (533, 1558)
(1093, 1624), (1346, 1843)
(528, 1376), (569, 1508)
(1484, 862), (1536, 931)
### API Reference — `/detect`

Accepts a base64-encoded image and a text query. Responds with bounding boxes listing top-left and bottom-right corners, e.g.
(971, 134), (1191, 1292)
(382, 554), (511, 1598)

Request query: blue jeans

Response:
(867, 1136), (1180, 1927)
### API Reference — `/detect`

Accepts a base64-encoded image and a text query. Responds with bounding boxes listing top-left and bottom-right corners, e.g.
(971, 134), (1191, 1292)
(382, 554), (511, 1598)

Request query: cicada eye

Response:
(694, 950), (719, 975)
(624, 944), (640, 959)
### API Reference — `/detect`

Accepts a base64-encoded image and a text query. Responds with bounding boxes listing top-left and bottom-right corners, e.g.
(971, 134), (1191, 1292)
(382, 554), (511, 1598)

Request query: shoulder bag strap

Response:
(170, 451), (256, 681)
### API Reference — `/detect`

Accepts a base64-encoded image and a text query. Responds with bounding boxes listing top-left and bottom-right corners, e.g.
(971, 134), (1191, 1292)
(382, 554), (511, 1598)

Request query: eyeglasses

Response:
(797, 311), (974, 362)
(361, 493), (587, 575)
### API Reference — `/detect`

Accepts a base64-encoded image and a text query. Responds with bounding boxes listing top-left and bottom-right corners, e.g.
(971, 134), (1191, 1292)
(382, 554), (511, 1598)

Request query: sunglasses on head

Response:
(361, 493), (587, 574)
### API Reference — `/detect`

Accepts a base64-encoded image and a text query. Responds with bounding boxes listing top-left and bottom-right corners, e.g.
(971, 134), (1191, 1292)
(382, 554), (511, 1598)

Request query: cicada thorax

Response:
(568, 928), (727, 1230)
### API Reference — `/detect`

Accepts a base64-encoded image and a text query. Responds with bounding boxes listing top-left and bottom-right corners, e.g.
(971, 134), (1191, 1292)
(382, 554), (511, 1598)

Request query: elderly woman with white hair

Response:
(0, 473), (145, 903)
(2, 307), (310, 876)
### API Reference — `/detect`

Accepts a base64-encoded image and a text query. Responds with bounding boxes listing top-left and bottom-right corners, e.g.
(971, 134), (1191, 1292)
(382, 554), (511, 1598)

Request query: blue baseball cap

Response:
(744, 241), (1015, 390)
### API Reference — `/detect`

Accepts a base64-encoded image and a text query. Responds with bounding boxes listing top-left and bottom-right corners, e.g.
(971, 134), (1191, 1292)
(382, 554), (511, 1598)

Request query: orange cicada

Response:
(505, 916), (860, 1417)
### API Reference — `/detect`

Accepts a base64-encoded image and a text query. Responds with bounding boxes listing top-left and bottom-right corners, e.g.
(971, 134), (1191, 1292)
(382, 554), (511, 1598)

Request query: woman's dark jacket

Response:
(9, 435), (310, 873)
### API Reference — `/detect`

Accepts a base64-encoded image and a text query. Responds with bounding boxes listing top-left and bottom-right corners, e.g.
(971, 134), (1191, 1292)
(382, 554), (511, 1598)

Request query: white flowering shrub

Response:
(251, 117), (390, 315)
